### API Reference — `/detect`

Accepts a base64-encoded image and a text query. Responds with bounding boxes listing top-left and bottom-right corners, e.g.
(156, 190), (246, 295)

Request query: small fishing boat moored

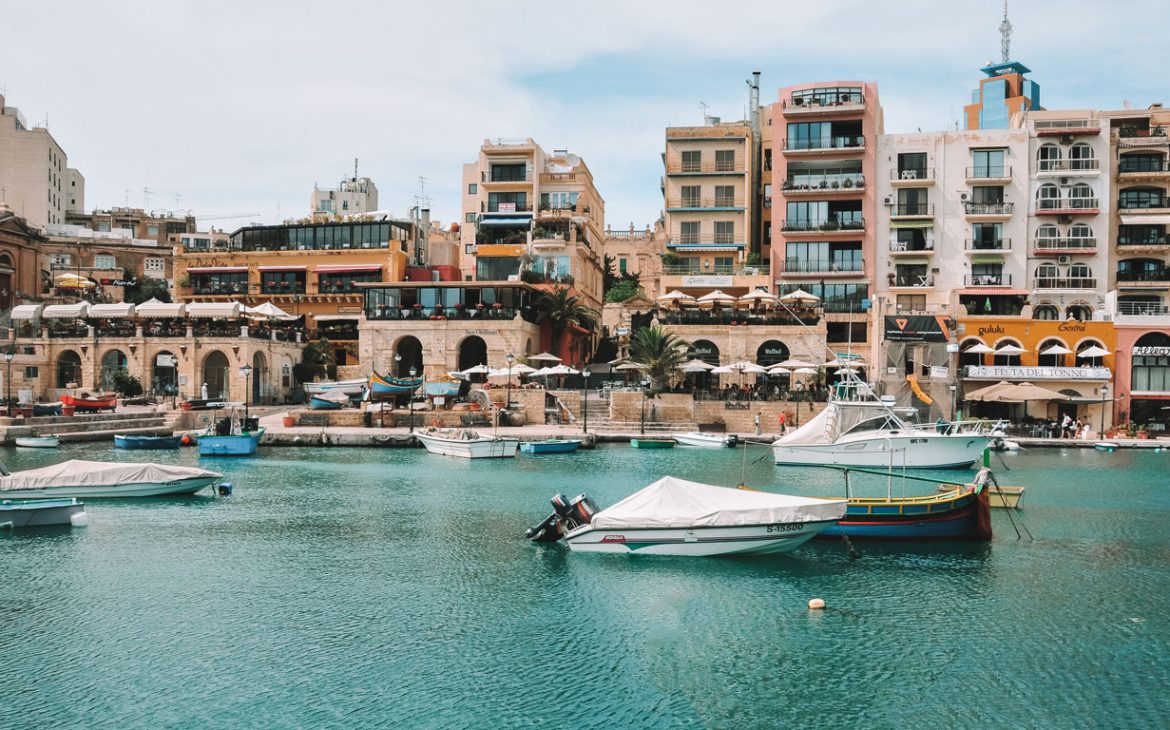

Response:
(520, 439), (582, 455)
(197, 408), (264, 456)
(416, 429), (518, 459)
(60, 393), (117, 412)
(1094, 442), (1119, 452)
(309, 390), (351, 410)
(303, 377), (368, 396)
(0, 460), (223, 498)
(673, 432), (738, 448)
(14, 435), (60, 449)
(114, 434), (182, 450)
(31, 402), (63, 417)
(368, 371), (424, 398)
(630, 438), (674, 449)
(526, 477), (847, 556)
(0, 498), (87, 528)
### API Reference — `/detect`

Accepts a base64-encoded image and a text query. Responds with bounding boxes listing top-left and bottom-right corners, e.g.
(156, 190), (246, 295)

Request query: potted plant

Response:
(842, 178), (854, 189)
(1137, 426), (1150, 440)
(282, 413), (296, 428)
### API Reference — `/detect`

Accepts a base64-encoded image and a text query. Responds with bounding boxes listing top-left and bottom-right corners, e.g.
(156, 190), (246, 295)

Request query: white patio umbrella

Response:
(824, 358), (866, 368)
(994, 344), (1026, 355)
(1077, 345), (1110, 358)
(739, 289), (778, 303)
(777, 358), (815, 368)
(614, 362), (644, 371)
(696, 290), (736, 304)
(544, 364), (580, 376)
(528, 352), (562, 363)
(461, 364), (491, 375)
(680, 364), (713, 374)
(963, 343), (995, 355)
(741, 364), (768, 374)
(1039, 344), (1073, 356)
(793, 367), (819, 375)
(656, 290), (696, 304)
(767, 365), (792, 375)
(249, 301), (296, 320)
(530, 366), (552, 377)
(779, 288), (820, 304)
(677, 358), (714, 371)
(709, 365), (735, 374)
(510, 364), (537, 375)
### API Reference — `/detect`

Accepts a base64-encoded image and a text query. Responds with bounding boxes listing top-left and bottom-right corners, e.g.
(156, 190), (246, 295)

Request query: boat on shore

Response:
(114, 434), (182, 450)
(309, 390), (351, 410)
(0, 497), (87, 528)
(0, 460), (223, 498)
(1094, 442), (1119, 452)
(31, 402), (62, 417)
(368, 372), (423, 398)
(60, 393), (117, 412)
(304, 377), (368, 397)
(15, 435), (60, 448)
(423, 378), (462, 399)
(526, 477), (846, 556)
(416, 429), (518, 459)
(673, 432), (738, 448)
(630, 438), (674, 449)
(181, 399), (234, 411)
(520, 439), (582, 454)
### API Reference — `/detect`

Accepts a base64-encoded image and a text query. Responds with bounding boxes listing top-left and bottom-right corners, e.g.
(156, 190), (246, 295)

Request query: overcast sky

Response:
(4, 0), (1168, 232)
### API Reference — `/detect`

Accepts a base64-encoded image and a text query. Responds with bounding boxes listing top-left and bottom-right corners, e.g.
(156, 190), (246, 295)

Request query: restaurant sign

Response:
(884, 315), (953, 343)
(681, 276), (733, 287)
(963, 365), (1112, 381)
(1133, 346), (1170, 357)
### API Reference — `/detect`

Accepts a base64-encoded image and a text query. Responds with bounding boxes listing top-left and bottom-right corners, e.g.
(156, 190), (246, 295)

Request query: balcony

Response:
(481, 170), (533, 183)
(964, 238), (1011, 252)
(890, 203), (934, 219)
(1033, 276), (1097, 291)
(1115, 130), (1170, 149)
(661, 263), (770, 277)
(782, 136), (865, 154)
(781, 173), (864, 194)
(664, 160), (743, 175)
(660, 264), (770, 291)
(890, 168), (935, 185)
(482, 204), (534, 214)
(261, 282), (308, 296)
(193, 283), (248, 296)
(964, 202), (1014, 218)
(890, 272), (935, 288)
(666, 235), (745, 251)
(1117, 268), (1170, 286)
(1117, 301), (1170, 316)
(1034, 119), (1101, 136)
(963, 273), (1013, 286)
(539, 171), (584, 184)
(1036, 158), (1101, 175)
(1036, 197), (1101, 215)
(1118, 196), (1170, 212)
(1118, 160), (1170, 178)
(665, 196), (746, 211)
(889, 241), (934, 255)
(782, 91), (865, 116)
(780, 259), (865, 277)
(965, 166), (1012, 182)
(656, 309), (819, 327)
(780, 218), (865, 234)
(47, 323), (90, 339)
(1117, 235), (1170, 252)
(1033, 237), (1097, 254)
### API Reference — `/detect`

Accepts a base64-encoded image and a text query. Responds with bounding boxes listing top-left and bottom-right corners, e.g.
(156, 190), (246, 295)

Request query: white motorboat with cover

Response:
(416, 429), (519, 459)
(0, 460), (224, 498)
(672, 432), (738, 448)
(525, 477), (846, 556)
(772, 379), (992, 469)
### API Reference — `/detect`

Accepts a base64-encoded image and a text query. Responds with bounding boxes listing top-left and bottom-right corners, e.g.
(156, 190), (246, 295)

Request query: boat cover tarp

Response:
(775, 407), (831, 445)
(0, 460), (220, 492)
(312, 389), (351, 404)
(590, 476), (845, 529)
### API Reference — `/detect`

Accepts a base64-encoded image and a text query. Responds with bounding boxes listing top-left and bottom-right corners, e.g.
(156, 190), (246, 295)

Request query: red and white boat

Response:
(60, 393), (118, 412)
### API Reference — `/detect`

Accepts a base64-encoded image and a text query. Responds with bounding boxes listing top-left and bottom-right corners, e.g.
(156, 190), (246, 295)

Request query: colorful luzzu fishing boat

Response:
(816, 467), (994, 541)
(368, 371), (424, 398)
(423, 378), (462, 399)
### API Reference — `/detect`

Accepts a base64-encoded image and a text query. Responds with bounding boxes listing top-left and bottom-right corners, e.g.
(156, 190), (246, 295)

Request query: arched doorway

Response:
(394, 336), (423, 377)
(959, 339), (988, 368)
(457, 336), (487, 372)
(992, 339), (1023, 366)
(1075, 339), (1106, 368)
(252, 351), (268, 403)
(690, 339), (720, 366)
(202, 350), (230, 400)
(756, 340), (789, 367)
(1037, 338), (1069, 367)
(152, 350), (178, 399)
(1066, 303), (1092, 321)
(99, 349), (127, 392)
(56, 350), (82, 389)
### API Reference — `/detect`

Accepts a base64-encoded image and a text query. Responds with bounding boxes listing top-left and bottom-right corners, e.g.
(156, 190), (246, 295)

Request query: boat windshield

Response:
(841, 413), (904, 436)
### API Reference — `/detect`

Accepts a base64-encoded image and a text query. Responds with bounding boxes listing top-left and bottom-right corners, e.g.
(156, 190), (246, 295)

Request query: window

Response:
(342, 200), (349, 210)
(1119, 154), (1165, 174)
(541, 191), (578, 210)
(896, 294), (927, 312)
(893, 228), (930, 252)
(971, 263), (1003, 285)
(147, 225), (159, 236)
(1119, 225), (1167, 245)
(318, 199), (333, 212)
(679, 221), (700, 244)
(1037, 143), (1062, 171)
(713, 221), (735, 244)
(713, 256), (734, 273)
(714, 186), (735, 207)
(489, 164), (526, 182)
(487, 191), (527, 212)
(1132, 333), (1170, 392)
(50, 253), (71, 267)
(715, 150), (736, 172)
(971, 149), (1006, 177)
(24, 366), (38, 379)
(94, 254), (116, 270)
(896, 188), (928, 215)
(894, 263), (929, 287)
(681, 150), (701, 172)
(1069, 224), (1094, 242)
(618, 258), (627, 273)
(468, 183), (477, 195)
(971, 223), (1002, 248)
(1069, 143), (1095, 169)
(96, 222), (110, 232)
(680, 185), (701, 207)
(464, 243), (475, 254)
(1036, 183), (1061, 209)
(1119, 187), (1166, 210)
(993, 340), (1023, 366)
(476, 256), (521, 281)
(465, 212), (476, 223)
(144, 258), (165, 273)
(1069, 183), (1095, 208)
(1033, 304), (1059, 320)
(972, 186), (1004, 204)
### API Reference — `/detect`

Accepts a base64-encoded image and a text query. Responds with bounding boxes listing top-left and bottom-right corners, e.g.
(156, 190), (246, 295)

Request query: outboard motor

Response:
(524, 513), (561, 543)
(526, 493), (599, 542)
(725, 434), (739, 448)
(568, 493), (599, 529)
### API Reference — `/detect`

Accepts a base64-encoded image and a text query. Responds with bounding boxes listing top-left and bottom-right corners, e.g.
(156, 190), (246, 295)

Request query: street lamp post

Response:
(640, 378), (650, 435)
(409, 366), (417, 433)
(505, 352), (515, 409)
(1100, 384), (1109, 436)
(240, 364), (253, 431)
(169, 355), (179, 410)
(949, 383), (958, 423)
(582, 367), (592, 433)
(4, 349), (13, 417)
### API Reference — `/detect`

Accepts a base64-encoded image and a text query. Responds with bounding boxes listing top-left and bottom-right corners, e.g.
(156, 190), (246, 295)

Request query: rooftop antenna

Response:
(414, 176), (431, 209)
(999, 0), (1012, 63)
(143, 186), (152, 209)
(353, 157), (359, 181)
(699, 101), (710, 123)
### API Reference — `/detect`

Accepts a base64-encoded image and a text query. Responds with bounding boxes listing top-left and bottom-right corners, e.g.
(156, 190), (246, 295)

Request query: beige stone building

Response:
(0, 94), (84, 228)
(66, 207), (195, 247)
(311, 173), (379, 219)
(41, 223), (176, 300)
(0, 207), (43, 311)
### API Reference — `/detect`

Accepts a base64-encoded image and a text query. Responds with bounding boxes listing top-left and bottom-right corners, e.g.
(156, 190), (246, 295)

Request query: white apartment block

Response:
(312, 175), (379, 218)
(0, 94), (84, 228)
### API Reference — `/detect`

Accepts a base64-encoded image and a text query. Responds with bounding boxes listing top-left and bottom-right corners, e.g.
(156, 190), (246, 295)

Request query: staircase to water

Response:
(0, 410), (178, 444)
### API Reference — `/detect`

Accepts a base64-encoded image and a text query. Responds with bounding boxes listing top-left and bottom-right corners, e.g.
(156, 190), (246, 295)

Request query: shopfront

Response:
(1113, 329), (1170, 433)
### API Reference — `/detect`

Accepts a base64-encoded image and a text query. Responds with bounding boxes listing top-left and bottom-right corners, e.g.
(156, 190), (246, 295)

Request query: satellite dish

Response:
(563, 153), (580, 169)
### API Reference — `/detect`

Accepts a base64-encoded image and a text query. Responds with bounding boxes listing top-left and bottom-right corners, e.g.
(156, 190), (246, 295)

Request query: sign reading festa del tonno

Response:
(964, 365), (1112, 381)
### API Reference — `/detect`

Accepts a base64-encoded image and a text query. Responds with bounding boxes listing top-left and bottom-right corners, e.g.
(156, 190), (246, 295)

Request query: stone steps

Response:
(599, 421), (700, 433)
(56, 424), (175, 443)
(15, 416), (169, 437)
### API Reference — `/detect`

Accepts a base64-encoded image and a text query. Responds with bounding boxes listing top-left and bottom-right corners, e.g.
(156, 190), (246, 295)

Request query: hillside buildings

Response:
(0, 94), (84, 228)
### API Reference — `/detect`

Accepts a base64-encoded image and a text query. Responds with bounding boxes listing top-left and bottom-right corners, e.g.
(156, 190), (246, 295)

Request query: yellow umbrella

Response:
(54, 273), (96, 289)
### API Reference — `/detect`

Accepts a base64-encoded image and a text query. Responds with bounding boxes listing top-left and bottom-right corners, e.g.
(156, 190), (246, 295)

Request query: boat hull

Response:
(369, 372), (423, 397)
(416, 433), (518, 458)
(60, 394), (117, 412)
(15, 436), (60, 448)
(673, 433), (736, 448)
(520, 439), (582, 454)
(0, 498), (85, 527)
(819, 488), (991, 540)
(31, 403), (62, 417)
(774, 433), (989, 469)
(630, 439), (674, 449)
(114, 435), (182, 450)
(565, 519), (837, 556)
(198, 428), (264, 456)
(304, 379), (367, 396)
(0, 477), (219, 499)
(309, 395), (344, 410)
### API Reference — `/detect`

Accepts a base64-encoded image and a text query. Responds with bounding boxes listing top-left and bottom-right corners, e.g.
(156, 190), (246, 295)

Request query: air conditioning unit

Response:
(883, 196), (893, 205)
(1057, 255), (1072, 265)
(960, 192), (969, 201)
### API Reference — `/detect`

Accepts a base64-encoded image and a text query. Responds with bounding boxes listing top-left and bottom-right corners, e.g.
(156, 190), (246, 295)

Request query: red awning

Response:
(313, 264), (383, 274)
(956, 287), (1029, 296)
(257, 265), (307, 272)
(187, 266), (247, 274)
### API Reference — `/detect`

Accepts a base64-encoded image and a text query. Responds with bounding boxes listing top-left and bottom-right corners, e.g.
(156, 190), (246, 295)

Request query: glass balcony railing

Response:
(783, 136), (865, 152)
(966, 166), (1012, 179)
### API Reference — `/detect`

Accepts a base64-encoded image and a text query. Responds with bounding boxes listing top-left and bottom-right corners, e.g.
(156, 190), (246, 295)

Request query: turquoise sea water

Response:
(2, 442), (1169, 729)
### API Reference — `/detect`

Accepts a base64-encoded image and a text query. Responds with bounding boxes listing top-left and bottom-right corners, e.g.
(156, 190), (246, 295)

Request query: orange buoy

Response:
(808, 598), (826, 610)
(180, 434), (192, 446)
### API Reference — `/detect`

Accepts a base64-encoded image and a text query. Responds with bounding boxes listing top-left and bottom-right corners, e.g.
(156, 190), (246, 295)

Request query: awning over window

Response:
(257, 265), (307, 272)
(136, 301), (187, 318)
(889, 220), (935, 229)
(313, 314), (362, 322)
(478, 218), (532, 228)
(1120, 214), (1170, 226)
(89, 303), (136, 318)
(314, 264), (383, 274)
(186, 302), (242, 318)
(186, 266), (247, 274)
(42, 302), (91, 319)
(10, 304), (43, 320)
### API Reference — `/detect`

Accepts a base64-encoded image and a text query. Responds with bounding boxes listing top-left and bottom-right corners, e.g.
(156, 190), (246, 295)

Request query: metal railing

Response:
(782, 172), (865, 191)
(1118, 235), (1170, 247)
(780, 217), (865, 232)
(889, 241), (934, 253)
(786, 89), (865, 108)
(1118, 197), (1170, 209)
(1117, 302), (1170, 316)
(965, 166), (1012, 179)
(484, 204), (534, 213)
(965, 238), (1011, 251)
(1119, 160), (1170, 174)
(666, 234), (744, 247)
(661, 264), (770, 276)
(1117, 269), (1170, 282)
(1035, 119), (1097, 130)
(965, 202), (1014, 215)
(781, 259), (864, 274)
(1034, 237), (1096, 250)
(1034, 277), (1097, 289)
(1037, 158), (1100, 172)
(963, 273), (1013, 286)
(891, 168), (934, 181)
(1037, 197), (1100, 210)
(891, 203), (934, 217)
(481, 170), (532, 182)
(783, 136), (865, 152)
(666, 196), (746, 209)
(892, 273), (934, 288)
(665, 160), (743, 174)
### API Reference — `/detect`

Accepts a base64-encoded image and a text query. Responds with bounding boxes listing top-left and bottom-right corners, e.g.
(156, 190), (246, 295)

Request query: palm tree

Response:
(629, 326), (687, 392)
(533, 286), (597, 360)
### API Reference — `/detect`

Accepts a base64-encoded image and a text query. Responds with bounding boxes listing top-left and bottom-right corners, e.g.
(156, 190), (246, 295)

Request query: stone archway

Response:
(690, 339), (720, 366)
(756, 340), (790, 367)
(393, 336), (423, 377)
(99, 348), (127, 392)
(252, 350), (269, 403)
(152, 350), (179, 400)
(202, 350), (230, 400)
(457, 335), (488, 372)
(56, 350), (82, 389)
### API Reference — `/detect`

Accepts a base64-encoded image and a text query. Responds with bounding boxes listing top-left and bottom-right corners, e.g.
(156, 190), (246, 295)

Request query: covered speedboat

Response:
(673, 432), (738, 448)
(526, 477), (846, 556)
(0, 460), (223, 498)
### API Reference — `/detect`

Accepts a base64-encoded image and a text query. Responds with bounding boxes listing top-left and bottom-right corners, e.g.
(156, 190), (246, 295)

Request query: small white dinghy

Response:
(14, 435), (60, 449)
(526, 477), (846, 557)
(416, 429), (519, 459)
(672, 432), (738, 448)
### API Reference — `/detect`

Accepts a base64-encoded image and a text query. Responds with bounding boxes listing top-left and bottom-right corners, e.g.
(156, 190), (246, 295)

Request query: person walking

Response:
(1060, 413), (1072, 439)
(778, 411), (787, 436)
(754, 412), (762, 436)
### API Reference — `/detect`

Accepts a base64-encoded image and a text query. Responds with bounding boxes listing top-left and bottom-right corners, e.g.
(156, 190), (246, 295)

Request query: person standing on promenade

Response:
(778, 411), (787, 436)
(755, 412), (762, 435)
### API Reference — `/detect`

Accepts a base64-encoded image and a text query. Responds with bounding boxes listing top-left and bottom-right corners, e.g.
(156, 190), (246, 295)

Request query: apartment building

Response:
(66, 207), (196, 247)
(964, 61), (1042, 130)
(460, 139), (606, 308)
(311, 174), (379, 219)
(0, 94), (85, 228)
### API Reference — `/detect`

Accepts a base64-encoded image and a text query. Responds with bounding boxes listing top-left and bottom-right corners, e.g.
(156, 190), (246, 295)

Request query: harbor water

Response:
(2, 443), (1169, 728)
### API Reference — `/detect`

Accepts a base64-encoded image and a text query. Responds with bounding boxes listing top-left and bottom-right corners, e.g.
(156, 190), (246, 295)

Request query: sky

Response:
(3, 0), (1169, 232)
